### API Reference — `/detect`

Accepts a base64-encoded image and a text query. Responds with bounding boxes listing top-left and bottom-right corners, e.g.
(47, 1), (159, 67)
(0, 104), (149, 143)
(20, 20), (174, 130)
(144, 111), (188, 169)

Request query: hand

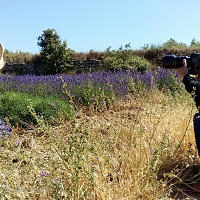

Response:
(175, 59), (189, 79)
(195, 73), (200, 82)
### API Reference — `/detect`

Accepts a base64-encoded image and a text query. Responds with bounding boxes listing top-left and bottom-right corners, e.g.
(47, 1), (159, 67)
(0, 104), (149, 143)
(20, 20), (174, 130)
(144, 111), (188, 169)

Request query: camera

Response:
(162, 52), (200, 74)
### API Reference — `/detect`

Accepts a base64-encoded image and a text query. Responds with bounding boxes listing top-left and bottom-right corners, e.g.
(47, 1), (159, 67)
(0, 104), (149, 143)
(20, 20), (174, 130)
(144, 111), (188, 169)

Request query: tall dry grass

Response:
(0, 87), (199, 199)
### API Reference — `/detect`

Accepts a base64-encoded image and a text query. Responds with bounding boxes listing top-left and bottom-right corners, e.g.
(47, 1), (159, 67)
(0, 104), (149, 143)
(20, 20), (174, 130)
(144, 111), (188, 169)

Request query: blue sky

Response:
(1, 0), (200, 54)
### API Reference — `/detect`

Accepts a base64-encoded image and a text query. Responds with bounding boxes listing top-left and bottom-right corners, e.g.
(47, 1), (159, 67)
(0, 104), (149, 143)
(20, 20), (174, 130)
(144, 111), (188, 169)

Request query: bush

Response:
(102, 44), (151, 72)
(0, 91), (74, 127)
(4, 50), (34, 63)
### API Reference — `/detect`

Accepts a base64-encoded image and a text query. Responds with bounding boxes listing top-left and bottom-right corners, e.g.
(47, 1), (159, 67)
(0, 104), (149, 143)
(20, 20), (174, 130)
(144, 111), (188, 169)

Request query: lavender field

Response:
(0, 68), (179, 101)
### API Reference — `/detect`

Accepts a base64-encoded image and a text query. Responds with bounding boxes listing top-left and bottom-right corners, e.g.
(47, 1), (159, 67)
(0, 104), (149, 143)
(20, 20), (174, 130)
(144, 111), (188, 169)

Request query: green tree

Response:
(162, 38), (187, 49)
(190, 37), (200, 47)
(37, 28), (72, 74)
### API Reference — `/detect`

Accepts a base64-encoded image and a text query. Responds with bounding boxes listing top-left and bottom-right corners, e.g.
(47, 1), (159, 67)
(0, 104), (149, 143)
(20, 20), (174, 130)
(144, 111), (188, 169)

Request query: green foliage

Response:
(67, 81), (115, 111)
(141, 43), (162, 50)
(37, 28), (72, 74)
(162, 38), (187, 49)
(4, 49), (34, 63)
(155, 72), (182, 94)
(0, 91), (74, 127)
(190, 37), (200, 48)
(102, 44), (151, 72)
(141, 38), (193, 51)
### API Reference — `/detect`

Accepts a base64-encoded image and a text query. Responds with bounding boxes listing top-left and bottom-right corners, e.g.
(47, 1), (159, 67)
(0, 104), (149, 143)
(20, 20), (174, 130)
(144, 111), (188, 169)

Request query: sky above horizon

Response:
(1, 0), (200, 54)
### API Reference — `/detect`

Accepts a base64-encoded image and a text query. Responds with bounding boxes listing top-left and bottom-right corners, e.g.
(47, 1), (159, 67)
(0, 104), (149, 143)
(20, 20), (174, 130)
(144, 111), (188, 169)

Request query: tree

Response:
(190, 37), (200, 47)
(162, 38), (187, 49)
(37, 28), (72, 74)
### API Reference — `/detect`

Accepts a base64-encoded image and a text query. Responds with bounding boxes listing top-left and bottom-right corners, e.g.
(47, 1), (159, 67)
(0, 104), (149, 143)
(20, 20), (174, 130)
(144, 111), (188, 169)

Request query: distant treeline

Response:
(3, 36), (200, 75)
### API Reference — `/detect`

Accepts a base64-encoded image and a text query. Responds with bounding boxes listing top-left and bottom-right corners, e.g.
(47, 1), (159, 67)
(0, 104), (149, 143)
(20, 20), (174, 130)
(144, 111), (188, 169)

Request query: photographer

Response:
(176, 59), (200, 155)
(175, 59), (200, 191)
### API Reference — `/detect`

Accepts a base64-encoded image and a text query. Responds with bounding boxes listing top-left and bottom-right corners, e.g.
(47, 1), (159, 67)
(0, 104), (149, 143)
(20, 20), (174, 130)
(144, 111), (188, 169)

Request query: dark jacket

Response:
(183, 74), (200, 109)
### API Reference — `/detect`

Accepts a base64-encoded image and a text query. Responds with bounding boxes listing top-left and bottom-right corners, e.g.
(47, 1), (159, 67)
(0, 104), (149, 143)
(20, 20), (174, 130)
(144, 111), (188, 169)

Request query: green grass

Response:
(0, 91), (74, 127)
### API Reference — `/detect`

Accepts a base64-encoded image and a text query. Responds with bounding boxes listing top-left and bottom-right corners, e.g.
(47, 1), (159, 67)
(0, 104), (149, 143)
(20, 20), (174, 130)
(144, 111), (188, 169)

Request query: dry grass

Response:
(0, 88), (199, 199)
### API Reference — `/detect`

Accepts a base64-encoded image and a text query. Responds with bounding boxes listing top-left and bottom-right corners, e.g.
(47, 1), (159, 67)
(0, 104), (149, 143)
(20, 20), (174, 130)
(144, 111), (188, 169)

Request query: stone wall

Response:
(70, 59), (101, 72)
(2, 59), (102, 75)
(2, 62), (43, 75)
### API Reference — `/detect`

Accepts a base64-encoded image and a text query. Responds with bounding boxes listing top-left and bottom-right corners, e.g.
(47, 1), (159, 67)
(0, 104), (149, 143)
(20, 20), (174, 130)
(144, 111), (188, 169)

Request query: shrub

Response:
(4, 50), (34, 63)
(0, 91), (74, 127)
(102, 44), (151, 72)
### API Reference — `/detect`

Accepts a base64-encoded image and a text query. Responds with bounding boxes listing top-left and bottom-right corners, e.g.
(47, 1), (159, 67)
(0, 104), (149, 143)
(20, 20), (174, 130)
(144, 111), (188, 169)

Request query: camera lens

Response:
(162, 55), (176, 69)
(162, 55), (189, 69)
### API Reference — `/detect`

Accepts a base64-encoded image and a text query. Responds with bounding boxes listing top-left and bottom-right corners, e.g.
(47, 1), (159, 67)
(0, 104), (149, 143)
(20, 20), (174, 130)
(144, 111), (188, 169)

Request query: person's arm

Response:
(182, 74), (200, 94)
(176, 59), (200, 109)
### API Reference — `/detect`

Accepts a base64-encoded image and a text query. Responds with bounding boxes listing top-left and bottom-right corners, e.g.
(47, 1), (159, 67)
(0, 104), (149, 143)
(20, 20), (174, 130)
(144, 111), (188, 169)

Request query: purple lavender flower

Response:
(0, 69), (179, 102)
(41, 170), (47, 178)
(0, 117), (12, 138)
(15, 140), (20, 146)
